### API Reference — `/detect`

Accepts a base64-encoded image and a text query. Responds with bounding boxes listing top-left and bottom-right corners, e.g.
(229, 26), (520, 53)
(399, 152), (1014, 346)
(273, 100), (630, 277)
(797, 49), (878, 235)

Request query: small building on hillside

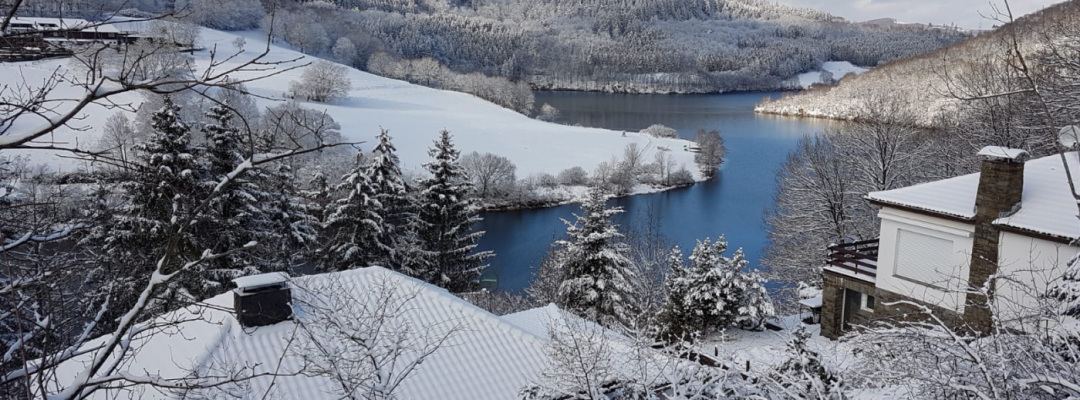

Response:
(3, 17), (135, 46)
(821, 147), (1080, 339)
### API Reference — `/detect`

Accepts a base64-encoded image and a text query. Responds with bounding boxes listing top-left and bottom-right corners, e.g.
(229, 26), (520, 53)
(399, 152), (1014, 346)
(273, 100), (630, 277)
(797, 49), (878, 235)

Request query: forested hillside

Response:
(266, 0), (968, 94)
(13, 0), (968, 94)
(756, 0), (1078, 126)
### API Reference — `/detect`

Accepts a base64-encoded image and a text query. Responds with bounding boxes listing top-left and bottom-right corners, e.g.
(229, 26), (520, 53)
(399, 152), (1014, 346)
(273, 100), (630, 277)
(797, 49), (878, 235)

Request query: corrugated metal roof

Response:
(55, 267), (552, 400)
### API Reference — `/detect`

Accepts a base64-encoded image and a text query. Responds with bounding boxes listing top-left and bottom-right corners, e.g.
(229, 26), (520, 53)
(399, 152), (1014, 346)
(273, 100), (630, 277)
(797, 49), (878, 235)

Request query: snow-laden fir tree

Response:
(655, 246), (696, 341)
(323, 151), (385, 271)
(735, 257), (775, 331)
(1049, 255), (1080, 320)
(415, 130), (491, 291)
(88, 97), (208, 319)
(198, 101), (282, 285)
(767, 325), (845, 399)
(683, 237), (742, 332)
(555, 186), (636, 327)
(366, 129), (421, 274)
(679, 237), (774, 333)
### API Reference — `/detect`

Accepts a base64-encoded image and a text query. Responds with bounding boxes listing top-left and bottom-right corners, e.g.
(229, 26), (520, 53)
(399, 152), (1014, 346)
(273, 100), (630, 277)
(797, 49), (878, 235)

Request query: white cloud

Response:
(774, 0), (1061, 29)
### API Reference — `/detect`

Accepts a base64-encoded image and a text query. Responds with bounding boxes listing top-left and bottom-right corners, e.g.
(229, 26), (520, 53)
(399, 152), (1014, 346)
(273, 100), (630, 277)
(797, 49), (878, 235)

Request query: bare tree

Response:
(460, 151), (517, 199)
(95, 112), (140, 169)
(692, 129), (725, 178)
(289, 60), (352, 103)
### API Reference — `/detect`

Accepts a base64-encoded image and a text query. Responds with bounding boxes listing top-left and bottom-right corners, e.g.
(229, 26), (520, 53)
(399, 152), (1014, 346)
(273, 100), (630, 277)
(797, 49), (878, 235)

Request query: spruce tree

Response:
(769, 326), (844, 398)
(656, 246), (695, 341)
(1049, 256), (1080, 319)
(555, 186), (636, 327)
(365, 129), (420, 273)
(200, 102), (265, 282)
(416, 130), (491, 291)
(323, 151), (385, 271)
(92, 97), (207, 315)
(684, 237), (741, 332)
(735, 255), (775, 331)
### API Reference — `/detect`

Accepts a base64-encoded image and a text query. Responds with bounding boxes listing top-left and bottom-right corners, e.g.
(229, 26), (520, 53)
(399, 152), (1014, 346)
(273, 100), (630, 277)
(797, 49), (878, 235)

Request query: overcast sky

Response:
(773, 0), (1061, 29)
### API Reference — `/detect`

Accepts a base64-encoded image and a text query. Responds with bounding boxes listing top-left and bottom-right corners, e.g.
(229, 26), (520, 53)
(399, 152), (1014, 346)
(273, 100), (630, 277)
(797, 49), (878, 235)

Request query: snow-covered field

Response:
(795, 61), (868, 89)
(2, 27), (699, 180)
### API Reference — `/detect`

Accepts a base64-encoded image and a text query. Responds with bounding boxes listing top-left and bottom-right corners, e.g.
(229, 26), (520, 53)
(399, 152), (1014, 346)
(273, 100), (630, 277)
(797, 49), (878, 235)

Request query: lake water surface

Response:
(477, 92), (842, 292)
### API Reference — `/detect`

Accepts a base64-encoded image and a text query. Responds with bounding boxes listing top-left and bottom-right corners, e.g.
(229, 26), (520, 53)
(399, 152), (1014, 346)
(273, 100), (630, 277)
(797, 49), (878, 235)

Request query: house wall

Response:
(821, 271), (876, 339)
(993, 232), (1080, 327)
(874, 207), (975, 313)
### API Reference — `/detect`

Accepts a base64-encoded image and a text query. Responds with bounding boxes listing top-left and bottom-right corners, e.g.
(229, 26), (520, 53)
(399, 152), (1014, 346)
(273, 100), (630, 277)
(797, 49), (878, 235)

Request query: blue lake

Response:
(477, 91), (842, 292)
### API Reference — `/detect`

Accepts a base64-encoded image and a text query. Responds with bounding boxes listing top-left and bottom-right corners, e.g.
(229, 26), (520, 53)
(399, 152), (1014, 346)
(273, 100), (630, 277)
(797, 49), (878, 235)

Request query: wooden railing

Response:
(826, 239), (879, 279)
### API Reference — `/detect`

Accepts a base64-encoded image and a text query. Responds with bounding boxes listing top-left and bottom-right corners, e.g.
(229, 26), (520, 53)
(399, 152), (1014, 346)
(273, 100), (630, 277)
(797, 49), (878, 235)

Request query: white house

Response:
(821, 147), (1080, 339)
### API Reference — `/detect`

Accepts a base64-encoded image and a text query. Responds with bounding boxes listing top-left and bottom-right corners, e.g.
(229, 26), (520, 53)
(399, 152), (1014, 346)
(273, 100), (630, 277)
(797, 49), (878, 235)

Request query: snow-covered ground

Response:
(2, 27), (700, 180)
(701, 315), (904, 399)
(796, 61), (868, 89)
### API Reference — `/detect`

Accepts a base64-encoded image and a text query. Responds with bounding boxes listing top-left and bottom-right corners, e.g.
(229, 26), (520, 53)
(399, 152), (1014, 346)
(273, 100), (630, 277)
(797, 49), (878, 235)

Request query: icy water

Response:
(477, 92), (843, 292)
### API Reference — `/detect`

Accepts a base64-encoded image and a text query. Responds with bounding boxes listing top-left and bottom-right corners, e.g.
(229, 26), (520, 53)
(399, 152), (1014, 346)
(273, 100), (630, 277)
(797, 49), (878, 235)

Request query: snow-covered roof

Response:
(232, 271), (288, 291)
(7, 17), (120, 33)
(977, 146), (1028, 162)
(867, 152), (1080, 241)
(52, 267), (552, 400)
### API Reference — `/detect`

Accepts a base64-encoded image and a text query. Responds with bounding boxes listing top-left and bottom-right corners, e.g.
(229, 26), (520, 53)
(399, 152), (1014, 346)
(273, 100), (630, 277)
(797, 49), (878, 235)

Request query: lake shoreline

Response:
(478, 180), (701, 212)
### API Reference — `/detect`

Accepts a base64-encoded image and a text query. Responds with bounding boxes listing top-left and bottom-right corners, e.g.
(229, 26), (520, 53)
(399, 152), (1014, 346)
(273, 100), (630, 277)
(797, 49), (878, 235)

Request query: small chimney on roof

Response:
(964, 146), (1027, 334)
(233, 272), (293, 328)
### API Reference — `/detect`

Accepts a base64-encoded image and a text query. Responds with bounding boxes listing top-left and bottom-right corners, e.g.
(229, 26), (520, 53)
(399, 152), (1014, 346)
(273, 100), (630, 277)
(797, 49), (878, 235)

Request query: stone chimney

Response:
(963, 146), (1027, 334)
(233, 272), (293, 328)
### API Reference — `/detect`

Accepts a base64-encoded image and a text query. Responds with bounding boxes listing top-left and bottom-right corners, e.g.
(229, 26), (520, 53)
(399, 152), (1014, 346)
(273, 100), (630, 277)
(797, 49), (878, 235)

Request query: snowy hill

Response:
(2, 27), (699, 181)
(755, 0), (1079, 125)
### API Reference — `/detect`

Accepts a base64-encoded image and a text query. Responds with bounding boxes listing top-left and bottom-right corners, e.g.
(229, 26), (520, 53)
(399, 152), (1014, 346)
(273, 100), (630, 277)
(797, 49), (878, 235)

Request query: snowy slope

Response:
(3, 27), (699, 180)
(795, 61), (868, 89)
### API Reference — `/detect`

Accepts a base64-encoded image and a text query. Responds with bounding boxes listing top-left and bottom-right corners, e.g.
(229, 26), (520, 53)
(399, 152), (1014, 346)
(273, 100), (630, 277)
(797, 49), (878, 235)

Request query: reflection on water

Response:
(478, 91), (843, 292)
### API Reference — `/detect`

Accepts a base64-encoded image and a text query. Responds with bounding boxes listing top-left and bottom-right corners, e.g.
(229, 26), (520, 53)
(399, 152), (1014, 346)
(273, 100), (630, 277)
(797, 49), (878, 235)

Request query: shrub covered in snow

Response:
(641, 124), (678, 138)
(290, 61), (352, 103)
(557, 166), (589, 186)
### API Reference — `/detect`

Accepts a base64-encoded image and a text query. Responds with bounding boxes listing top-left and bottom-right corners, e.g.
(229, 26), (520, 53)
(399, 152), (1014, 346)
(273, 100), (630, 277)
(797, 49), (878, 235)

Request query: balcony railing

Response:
(826, 239), (879, 280)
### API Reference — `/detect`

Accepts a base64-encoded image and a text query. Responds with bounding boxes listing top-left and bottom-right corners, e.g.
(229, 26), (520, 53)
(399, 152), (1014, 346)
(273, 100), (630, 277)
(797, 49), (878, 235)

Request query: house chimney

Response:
(233, 272), (293, 328)
(964, 146), (1027, 334)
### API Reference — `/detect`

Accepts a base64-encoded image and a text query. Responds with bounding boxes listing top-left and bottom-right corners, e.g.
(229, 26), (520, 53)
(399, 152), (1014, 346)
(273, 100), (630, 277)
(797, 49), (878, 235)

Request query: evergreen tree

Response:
(768, 326), (845, 399)
(323, 151), (385, 271)
(1049, 256), (1080, 320)
(416, 130), (491, 291)
(684, 237), (741, 332)
(90, 97), (207, 317)
(199, 101), (266, 283)
(555, 186), (636, 327)
(736, 258), (775, 331)
(658, 236), (775, 336)
(655, 246), (695, 342)
(366, 129), (420, 273)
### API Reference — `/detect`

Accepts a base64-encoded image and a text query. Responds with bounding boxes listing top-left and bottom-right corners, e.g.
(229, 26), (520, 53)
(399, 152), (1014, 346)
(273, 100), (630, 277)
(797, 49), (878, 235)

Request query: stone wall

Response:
(822, 270), (968, 339)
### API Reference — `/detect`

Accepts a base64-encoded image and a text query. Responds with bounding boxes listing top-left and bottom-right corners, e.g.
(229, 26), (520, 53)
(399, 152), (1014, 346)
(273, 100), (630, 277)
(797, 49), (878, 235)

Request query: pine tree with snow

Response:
(655, 246), (696, 341)
(323, 151), (385, 271)
(555, 186), (637, 327)
(198, 102), (275, 285)
(415, 130), (491, 291)
(736, 259), (775, 331)
(1049, 255), (1080, 320)
(89, 96), (208, 317)
(683, 237), (742, 332)
(366, 129), (421, 273)
(768, 325), (845, 399)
